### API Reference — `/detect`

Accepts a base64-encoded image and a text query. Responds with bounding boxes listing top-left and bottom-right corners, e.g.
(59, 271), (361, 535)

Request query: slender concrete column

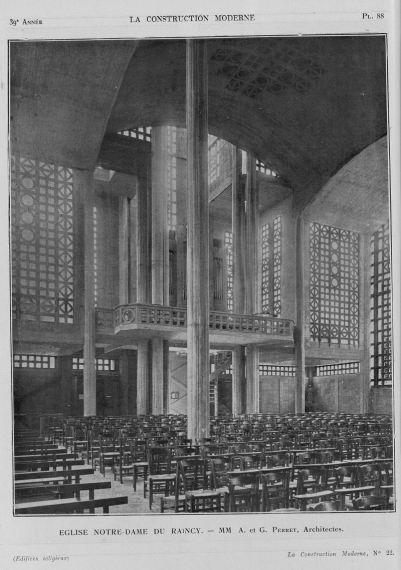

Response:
(79, 169), (96, 417)
(163, 340), (170, 414)
(136, 166), (151, 304)
(136, 159), (151, 413)
(129, 195), (138, 303)
(151, 338), (164, 414)
(244, 153), (259, 314)
(151, 126), (169, 306)
(137, 340), (150, 415)
(151, 128), (169, 413)
(119, 197), (130, 304)
(186, 39), (210, 440)
(295, 216), (306, 413)
(244, 154), (260, 410)
(232, 147), (246, 314)
(231, 149), (246, 412)
(246, 345), (260, 414)
(120, 351), (130, 415)
(176, 142), (188, 308)
(232, 346), (245, 414)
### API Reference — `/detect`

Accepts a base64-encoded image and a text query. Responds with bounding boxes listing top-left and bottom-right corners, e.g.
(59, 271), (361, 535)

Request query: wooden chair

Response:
(333, 465), (358, 489)
(113, 438), (134, 484)
(161, 458), (207, 513)
(352, 495), (387, 510)
(209, 457), (232, 510)
(358, 464), (381, 494)
(379, 462), (394, 509)
(261, 471), (294, 512)
(131, 440), (149, 491)
(293, 467), (328, 509)
(144, 447), (175, 510)
(228, 474), (260, 512)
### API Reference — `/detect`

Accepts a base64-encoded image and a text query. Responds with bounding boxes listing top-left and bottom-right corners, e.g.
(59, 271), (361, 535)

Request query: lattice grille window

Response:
(224, 231), (233, 312)
(370, 223), (392, 386)
(261, 217), (282, 316)
(14, 354), (56, 369)
(256, 159), (278, 177)
(117, 127), (152, 141)
(72, 358), (117, 371)
(259, 365), (296, 376)
(261, 223), (270, 313)
(208, 136), (222, 184)
(316, 362), (360, 377)
(11, 155), (74, 324)
(273, 217), (282, 316)
(309, 222), (359, 346)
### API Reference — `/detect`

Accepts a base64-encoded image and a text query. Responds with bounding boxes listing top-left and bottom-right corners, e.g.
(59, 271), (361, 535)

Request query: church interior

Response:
(11, 36), (394, 514)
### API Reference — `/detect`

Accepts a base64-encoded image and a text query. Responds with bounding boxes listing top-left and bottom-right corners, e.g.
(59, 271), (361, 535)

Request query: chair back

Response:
(148, 446), (172, 475)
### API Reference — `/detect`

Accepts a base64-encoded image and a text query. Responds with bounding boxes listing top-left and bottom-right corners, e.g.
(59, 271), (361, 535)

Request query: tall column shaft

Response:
(246, 345), (259, 414)
(151, 338), (164, 414)
(232, 147), (246, 314)
(136, 168), (151, 304)
(136, 159), (151, 414)
(232, 346), (245, 414)
(129, 195), (138, 303)
(120, 351), (130, 415)
(137, 340), (150, 415)
(151, 126), (169, 306)
(81, 169), (96, 417)
(245, 153), (259, 314)
(295, 216), (306, 413)
(119, 197), (130, 304)
(186, 39), (210, 441)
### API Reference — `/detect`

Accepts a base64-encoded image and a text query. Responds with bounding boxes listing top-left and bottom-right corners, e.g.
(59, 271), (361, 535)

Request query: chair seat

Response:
(187, 489), (221, 498)
(294, 490), (333, 500)
(148, 474), (176, 481)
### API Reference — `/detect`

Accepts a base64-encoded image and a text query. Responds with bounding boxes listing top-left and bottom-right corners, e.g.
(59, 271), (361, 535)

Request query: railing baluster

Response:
(98, 305), (294, 338)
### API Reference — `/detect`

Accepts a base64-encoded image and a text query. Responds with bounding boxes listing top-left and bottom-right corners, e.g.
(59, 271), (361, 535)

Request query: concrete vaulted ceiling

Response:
(10, 40), (138, 169)
(10, 36), (387, 212)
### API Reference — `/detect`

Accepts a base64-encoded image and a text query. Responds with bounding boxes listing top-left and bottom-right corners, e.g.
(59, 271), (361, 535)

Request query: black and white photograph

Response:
(1, 1), (400, 568)
(9, 32), (394, 515)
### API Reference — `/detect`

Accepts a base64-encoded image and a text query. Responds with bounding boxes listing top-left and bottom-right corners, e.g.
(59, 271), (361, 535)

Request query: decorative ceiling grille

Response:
(210, 38), (325, 99)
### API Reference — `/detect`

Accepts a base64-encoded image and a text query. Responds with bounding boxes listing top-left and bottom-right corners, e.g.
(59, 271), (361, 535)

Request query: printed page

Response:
(0, 1), (399, 569)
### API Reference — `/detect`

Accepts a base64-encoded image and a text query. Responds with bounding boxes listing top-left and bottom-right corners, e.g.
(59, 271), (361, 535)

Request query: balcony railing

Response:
(103, 303), (294, 337)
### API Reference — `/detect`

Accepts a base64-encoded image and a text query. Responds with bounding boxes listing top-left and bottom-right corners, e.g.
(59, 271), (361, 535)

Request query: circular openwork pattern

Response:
(20, 194), (34, 207)
(122, 309), (134, 322)
(21, 229), (34, 242)
(21, 211), (34, 224)
(21, 177), (34, 189)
